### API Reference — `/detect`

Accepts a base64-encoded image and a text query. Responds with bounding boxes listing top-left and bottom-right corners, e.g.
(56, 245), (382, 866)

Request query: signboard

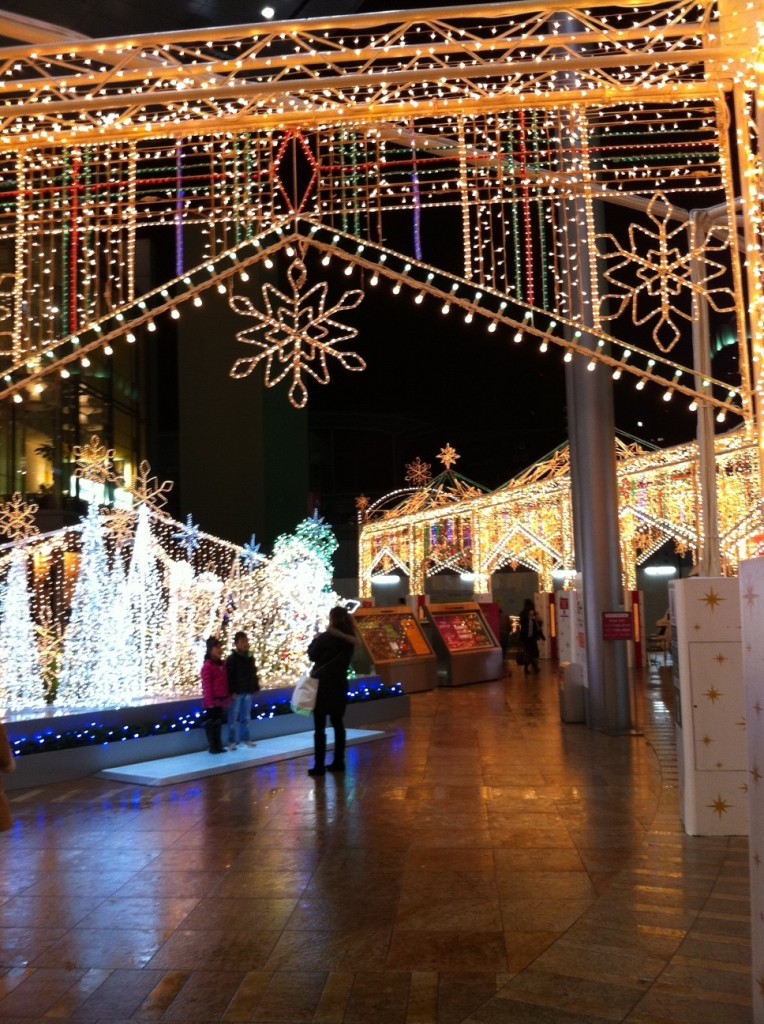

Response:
(354, 611), (432, 661)
(430, 610), (494, 652)
(602, 610), (633, 640)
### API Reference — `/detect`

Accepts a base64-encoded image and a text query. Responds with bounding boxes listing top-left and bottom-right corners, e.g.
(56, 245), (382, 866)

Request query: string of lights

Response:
(358, 431), (761, 596)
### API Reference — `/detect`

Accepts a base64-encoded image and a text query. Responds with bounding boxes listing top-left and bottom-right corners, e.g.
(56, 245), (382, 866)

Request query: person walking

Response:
(519, 598), (545, 674)
(201, 636), (229, 754)
(306, 606), (359, 777)
(225, 631), (260, 750)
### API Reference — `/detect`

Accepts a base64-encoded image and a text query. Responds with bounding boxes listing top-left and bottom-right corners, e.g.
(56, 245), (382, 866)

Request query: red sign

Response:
(602, 611), (633, 640)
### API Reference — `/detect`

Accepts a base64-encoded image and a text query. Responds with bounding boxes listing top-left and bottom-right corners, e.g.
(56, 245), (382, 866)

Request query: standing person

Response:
(0, 721), (14, 832)
(306, 606), (359, 777)
(201, 636), (229, 754)
(226, 631), (260, 750)
(519, 598), (545, 674)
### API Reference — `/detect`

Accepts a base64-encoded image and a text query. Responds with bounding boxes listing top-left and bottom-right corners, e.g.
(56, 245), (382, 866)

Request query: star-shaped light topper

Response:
(437, 443), (461, 471)
(0, 492), (39, 545)
(229, 252), (366, 409)
(173, 513), (201, 559)
(240, 534), (266, 571)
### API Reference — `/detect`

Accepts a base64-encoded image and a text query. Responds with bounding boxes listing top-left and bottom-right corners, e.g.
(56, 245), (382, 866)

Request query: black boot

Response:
(212, 721), (225, 754)
(204, 720), (218, 754)
(328, 719), (346, 771)
(310, 729), (326, 776)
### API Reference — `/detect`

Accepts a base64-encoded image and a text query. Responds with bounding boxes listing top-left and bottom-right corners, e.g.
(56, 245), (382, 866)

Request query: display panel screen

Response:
(355, 612), (432, 661)
(431, 611), (495, 651)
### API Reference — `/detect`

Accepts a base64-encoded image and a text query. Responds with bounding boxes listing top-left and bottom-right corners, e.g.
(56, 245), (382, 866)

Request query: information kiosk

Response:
(424, 602), (503, 687)
(353, 607), (437, 693)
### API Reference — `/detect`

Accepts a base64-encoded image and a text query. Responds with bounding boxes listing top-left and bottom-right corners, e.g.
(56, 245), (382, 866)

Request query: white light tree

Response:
(106, 549), (138, 706)
(0, 546), (44, 710)
(56, 501), (112, 707)
(126, 504), (166, 698)
(226, 516), (339, 688)
(156, 560), (224, 697)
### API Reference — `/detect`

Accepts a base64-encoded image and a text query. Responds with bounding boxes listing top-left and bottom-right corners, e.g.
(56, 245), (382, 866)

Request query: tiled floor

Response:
(0, 662), (751, 1023)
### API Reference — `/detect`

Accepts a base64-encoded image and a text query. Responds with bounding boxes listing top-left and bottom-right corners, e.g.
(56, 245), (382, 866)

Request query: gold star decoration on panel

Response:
(229, 250), (365, 409)
(701, 588), (724, 612)
(708, 794), (732, 818)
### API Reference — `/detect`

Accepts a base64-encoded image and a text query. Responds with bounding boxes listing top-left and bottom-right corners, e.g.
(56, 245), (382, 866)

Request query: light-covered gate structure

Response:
(357, 429), (762, 597)
(0, 0), (760, 469)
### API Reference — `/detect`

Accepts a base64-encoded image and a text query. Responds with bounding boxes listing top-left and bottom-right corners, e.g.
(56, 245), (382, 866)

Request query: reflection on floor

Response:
(0, 663), (751, 1023)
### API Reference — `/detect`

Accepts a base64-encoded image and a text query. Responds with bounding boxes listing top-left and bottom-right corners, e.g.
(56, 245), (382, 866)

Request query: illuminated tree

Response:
(126, 505), (166, 698)
(57, 502), (111, 707)
(294, 509), (338, 582)
(0, 548), (43, 710)
(107, 553), (138, 706)
(232, 523), (338, 688)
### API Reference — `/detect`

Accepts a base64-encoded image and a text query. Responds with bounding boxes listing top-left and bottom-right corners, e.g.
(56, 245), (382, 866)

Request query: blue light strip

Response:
(9, 681), (403, 758)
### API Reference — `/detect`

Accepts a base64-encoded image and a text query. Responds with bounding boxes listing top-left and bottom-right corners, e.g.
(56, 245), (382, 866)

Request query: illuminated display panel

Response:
(354, 612), (432, 661)
(431, 611), (495, 652)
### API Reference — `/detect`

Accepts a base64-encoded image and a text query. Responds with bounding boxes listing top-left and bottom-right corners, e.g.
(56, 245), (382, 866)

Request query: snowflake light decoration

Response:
(0, 492), (39, 544)
(596, 191), (735, 353)
(72, 434), (122, 486)
(229, 253), (366, 409)
(405, 457), (432, 488)
(129, 459), (174, 513)
(173, 513), (201, 559)
(437, 444), (461, 471)
(104, 507), (135, 548)
(240, 533), (265, 571)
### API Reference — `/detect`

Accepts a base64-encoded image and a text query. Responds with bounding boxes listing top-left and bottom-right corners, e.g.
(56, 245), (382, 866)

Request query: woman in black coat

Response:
(307, 606), (359, 777)
(519, 598), (545, 674)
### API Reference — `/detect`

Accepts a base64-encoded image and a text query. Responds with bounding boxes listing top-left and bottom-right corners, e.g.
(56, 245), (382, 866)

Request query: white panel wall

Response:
(670, 576), (747, 836)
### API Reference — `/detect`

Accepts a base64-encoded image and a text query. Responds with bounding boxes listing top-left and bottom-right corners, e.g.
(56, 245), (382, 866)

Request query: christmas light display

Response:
(0, 451), (345, 712)
(0, 548), (43, 710)
(226, 515), (340, 688)
(0, 0), (755, 457)
(229, 250), (366, 408)
(56, 501), (113, 707)
(358, 430), (764, 597)
(0, 492), (43, 709)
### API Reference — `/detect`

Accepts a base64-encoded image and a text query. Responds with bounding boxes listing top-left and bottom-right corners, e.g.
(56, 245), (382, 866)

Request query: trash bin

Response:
(559, 662), (586, 723)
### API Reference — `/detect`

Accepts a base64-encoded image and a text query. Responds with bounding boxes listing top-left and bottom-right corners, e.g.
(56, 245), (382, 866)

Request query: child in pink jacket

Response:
(201, 637), (229, 754)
